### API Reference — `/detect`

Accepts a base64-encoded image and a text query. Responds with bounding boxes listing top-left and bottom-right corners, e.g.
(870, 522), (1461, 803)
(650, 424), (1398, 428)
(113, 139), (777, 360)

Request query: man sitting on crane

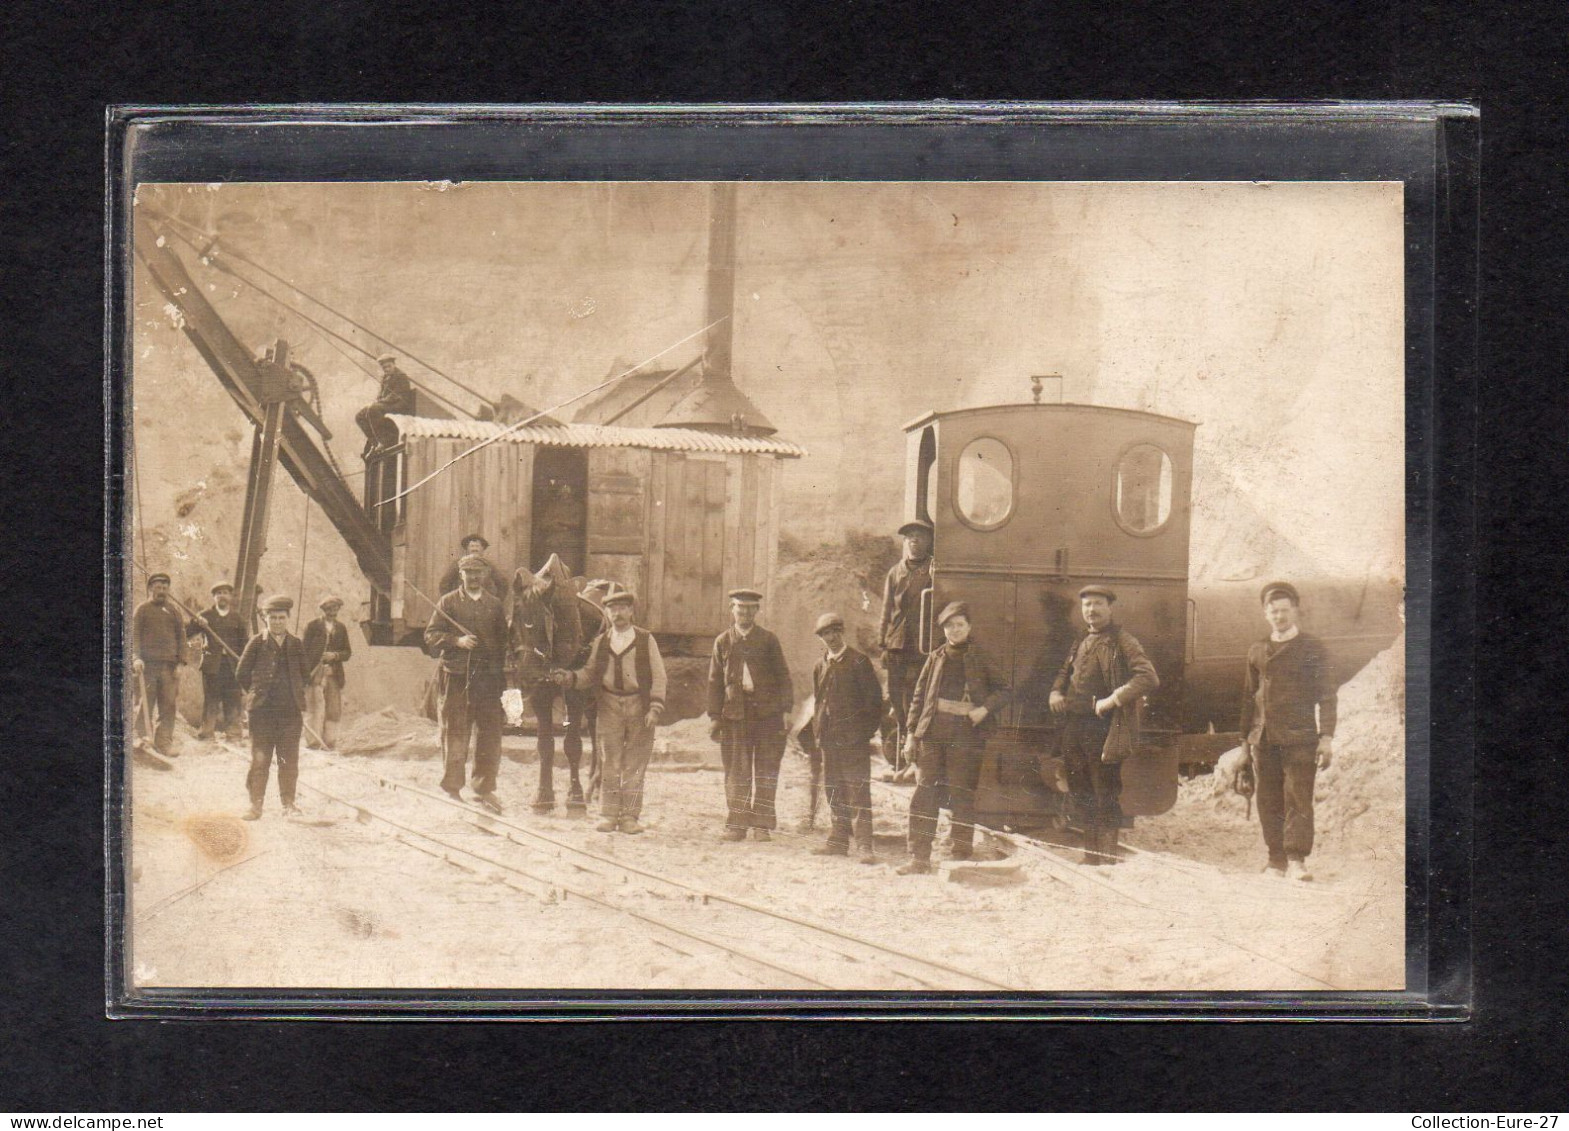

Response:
(355, 353), (416, 458)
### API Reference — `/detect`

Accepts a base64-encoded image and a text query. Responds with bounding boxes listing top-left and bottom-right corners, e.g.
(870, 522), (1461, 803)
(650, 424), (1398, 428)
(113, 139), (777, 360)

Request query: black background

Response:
(2, 0), (1563, 1111)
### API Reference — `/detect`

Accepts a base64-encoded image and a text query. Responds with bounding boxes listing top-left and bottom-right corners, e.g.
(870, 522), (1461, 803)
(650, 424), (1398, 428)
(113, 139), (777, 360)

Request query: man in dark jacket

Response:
(1049, 585), (1160, 865)
(132, 572), (186, 757)
(707, 588), (794, 841)
(186, 581), (246, 741)
(355, 353), (416, 458)
(426, 554), (510, 813)
(438, 533), (506, 599)
(236, 596), (310, 820)
(898, 601), (1011, 874)
(800, 613), (884, 863)
(302, 595), (353, 750)
(878, 519), (934, 780)
(1240, 581), (1337, 882)
(510, 553), (588, 813)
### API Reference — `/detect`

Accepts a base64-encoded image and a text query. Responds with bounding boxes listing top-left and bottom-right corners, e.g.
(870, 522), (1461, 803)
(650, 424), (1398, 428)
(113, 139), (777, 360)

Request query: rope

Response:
(147, 208), (495, 412)
(376, 315), (726, 509)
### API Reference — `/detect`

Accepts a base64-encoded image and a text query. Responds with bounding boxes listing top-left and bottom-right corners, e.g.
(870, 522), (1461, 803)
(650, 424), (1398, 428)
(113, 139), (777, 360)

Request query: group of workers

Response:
(131, 515), (1338, 880)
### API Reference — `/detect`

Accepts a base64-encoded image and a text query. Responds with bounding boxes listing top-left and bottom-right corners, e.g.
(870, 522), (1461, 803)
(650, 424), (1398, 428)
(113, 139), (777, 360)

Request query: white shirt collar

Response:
(1270, 625), (1301, 643)
(608, 624), (636, 651)
(734, 624), (754, 638)
(826, 645), (847, 661)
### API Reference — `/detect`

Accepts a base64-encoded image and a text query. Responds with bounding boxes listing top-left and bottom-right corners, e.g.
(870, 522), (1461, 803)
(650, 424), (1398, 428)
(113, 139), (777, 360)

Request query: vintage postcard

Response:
(120, 174), (1407, 1000)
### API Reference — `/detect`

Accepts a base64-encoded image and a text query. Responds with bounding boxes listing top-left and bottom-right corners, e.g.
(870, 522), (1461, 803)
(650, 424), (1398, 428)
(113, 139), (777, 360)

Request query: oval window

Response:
(1115, 444), (1173, 534)
(955, 437), (1014, 529)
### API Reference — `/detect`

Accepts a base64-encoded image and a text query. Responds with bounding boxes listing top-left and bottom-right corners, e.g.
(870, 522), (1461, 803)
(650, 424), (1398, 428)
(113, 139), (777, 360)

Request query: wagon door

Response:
(584, 447), (651, 598)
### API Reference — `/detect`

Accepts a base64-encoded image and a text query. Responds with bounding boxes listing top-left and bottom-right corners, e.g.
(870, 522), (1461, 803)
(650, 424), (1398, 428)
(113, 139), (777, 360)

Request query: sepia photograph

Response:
(119, 174), (1408, 999)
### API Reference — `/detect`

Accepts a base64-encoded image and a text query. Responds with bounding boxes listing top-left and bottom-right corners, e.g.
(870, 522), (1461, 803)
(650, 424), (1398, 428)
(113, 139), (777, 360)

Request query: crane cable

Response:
(145, 208), (495, 415)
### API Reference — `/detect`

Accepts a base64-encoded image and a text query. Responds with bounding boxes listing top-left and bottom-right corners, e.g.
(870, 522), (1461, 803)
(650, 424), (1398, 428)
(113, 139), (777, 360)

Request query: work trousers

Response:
(247, 707), (303, 808)
(1254, 740), (1318, 864)
(137, 661), (180, 755)
(1060, 714), (1123, 848)
(822, 741), (874, 850)
(881, 650), (923, 768)
(355, 402), (398, 448)
(199, 667), (244, 740)
(719, 717), (786, 831)
(529, 683), (586, 799)
(440, 674), (503, 795)
(595, 692), (654, 821)
(306, 674), (342, 749)
(907, 720), (985, 859)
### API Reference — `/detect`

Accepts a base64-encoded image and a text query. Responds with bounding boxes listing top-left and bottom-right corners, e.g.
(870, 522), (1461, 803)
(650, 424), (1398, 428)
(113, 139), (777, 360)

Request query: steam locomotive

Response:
(900, 396), (1403, 828)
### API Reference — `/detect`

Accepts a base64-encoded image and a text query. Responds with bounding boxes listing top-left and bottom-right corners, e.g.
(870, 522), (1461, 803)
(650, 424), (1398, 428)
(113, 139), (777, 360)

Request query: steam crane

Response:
(132, 212), (396, 631)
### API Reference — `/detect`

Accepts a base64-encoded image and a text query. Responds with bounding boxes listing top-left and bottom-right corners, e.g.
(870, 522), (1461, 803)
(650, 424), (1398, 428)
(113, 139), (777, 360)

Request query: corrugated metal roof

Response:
(389, 414), (806, 457)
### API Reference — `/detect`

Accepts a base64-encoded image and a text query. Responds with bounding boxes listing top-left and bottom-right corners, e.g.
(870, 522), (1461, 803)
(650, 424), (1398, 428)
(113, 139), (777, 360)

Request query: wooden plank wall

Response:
(585, 447), (650, 601)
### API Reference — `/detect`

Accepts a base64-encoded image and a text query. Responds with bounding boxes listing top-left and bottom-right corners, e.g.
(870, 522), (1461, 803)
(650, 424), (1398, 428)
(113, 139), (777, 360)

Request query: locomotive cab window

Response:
(955, 436), (1013, 529)
(1114, 443), (1173, 535)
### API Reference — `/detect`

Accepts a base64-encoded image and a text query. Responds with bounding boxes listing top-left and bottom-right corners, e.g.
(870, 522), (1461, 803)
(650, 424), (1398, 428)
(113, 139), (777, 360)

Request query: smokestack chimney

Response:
(656, 182), (778, 436)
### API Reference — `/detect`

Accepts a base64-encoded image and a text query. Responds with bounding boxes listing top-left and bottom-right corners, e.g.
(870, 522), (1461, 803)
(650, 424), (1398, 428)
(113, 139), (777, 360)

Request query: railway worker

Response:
(426, 554), (510, 813)
(1239, 581), (1337, 882)
(185, 581), (247, 742)
(897, 601), (1011, 875)
(800, 613), (884, 864)
(355, 353), (416, 459)
(510, 553), (588, 814)
(551, 584), (667, 834)
(438, 533), (505, 599)
(302, 595), (353, 751)
(1048, 585), (1160, 866)
(878, 519), (934, 783)
(132, 572), (186, 758)
(707, 587), (794, 842)
(236, 596), (310, 820)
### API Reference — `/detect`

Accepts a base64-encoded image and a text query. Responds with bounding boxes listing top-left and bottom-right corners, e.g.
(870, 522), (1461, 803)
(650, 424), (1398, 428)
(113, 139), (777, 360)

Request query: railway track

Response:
(304, 755), (1021, 994)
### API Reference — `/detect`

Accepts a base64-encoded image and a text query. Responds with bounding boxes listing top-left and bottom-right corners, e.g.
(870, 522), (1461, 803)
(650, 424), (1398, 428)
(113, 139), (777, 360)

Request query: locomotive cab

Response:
(902, 402), (1197, 829)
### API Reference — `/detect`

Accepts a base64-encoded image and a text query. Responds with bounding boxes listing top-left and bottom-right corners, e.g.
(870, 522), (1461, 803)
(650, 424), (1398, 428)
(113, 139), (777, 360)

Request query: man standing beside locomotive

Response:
(302, 595), (353, 750)
(185, 580), (247, 742)
(1240, 581), (1336, 882)
(552, 584), (666, 834)
(425, 553), (509, 814)
(707, 588), (794, 842)
(1049, 586), (1159, 865)
(897, 602), (1010, 875)
(236, 595), (310, 820)
(800, 613), (885, 864)
(878, 519), (933, 783)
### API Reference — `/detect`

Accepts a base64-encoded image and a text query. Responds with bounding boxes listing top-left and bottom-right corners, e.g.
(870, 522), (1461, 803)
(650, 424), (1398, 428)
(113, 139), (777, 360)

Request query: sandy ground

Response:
(126, 640), (1406, 993)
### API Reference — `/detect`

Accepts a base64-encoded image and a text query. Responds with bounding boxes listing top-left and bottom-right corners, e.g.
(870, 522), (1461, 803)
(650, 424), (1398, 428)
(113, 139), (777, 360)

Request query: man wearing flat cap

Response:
(898, 601), (1011, 874)
(355, 353), (416, 458)
(236, 595), (311, 819)
(439, 533), (505, 600)
(426, 553), (510, 813)
(1049, 585), (1159, 865)
(878, 519), (934, 779)
(552, 584), (667, 834)
(185, 581), (247, 742)
(132, 572), (186, 757)
(799, 613), (885, 863)
(303, 595), (353, 751)
(1240, 581), (1337, 882)
(707, 588), (794, 841)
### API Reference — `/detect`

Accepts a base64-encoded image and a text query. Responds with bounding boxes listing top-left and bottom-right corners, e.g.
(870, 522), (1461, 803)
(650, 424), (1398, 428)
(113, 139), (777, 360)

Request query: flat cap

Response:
(813, 612), (845, 635)
(460, 532), (490, 549)
(936, 600), (971, 626)
(898, 519), (934, 538)
(1260, 580), (1301, 606)
(146, 572), (171, 588)
(457, 553), (491, 571)
(1077, 585), (1117, 603)
(728, 587), (764, 603)
(318, 594), (344, 611)
(210, 581), (234, 595)
(602, 583), (636, 607)
(376, 352), (398, 364)
(263, 595), (294, 613)
(582, 578), (611, 594)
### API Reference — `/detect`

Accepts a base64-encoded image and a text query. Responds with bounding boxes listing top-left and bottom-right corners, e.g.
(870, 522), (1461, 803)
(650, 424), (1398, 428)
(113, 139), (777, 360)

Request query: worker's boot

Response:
(896, 855), (932, 876)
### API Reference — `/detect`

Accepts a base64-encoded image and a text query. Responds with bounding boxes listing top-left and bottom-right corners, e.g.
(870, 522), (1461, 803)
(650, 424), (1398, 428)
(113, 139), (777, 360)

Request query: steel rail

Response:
(315, 756), (1018, 993)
